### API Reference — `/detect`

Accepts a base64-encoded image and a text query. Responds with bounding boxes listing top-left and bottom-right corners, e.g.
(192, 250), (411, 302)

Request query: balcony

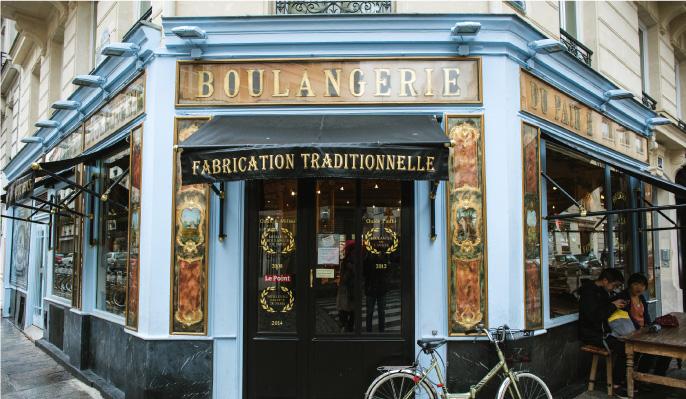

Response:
(559, 29), (593, 67)
(642, 92), (657, 111)
(275, 1), (392, 15)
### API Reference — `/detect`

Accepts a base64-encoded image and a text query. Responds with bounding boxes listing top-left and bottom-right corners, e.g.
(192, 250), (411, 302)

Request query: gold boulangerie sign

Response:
(176, 58), (481, 106)
(520, 70), (648, 162)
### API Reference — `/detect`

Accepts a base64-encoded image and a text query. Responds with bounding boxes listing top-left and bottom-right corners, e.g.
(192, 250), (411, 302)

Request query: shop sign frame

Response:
(84, 72), (146, 151)
(176, 57), (482, 107)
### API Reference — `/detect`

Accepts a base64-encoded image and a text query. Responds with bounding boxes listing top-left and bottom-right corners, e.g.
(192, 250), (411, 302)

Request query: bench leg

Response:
(588, 354), (599, 391)
(605, 354), (614, 396)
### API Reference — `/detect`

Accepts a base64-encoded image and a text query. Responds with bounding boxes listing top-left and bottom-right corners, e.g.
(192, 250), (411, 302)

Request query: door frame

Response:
(242, 178), (415, 399)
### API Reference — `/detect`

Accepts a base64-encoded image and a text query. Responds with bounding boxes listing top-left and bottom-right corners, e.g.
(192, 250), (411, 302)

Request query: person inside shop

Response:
(337, 240), (356, 333)
(578, 268), (628, 393)
(612, 273), (672, 378)
(363, 246), (388, 333)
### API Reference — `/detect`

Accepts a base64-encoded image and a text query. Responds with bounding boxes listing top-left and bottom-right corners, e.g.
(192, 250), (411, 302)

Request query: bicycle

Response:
(364, 325), (552, 399)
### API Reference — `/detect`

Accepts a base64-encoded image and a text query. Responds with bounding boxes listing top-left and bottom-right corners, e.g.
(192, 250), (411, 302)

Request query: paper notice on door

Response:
(317, 234), (339, 264)
(316, 268), (335, 279)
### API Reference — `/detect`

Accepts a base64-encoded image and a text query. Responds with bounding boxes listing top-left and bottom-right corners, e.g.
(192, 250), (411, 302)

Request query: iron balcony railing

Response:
(642, 92), (658, 111)
(275, 1), (392, 14)
(559, 29), (593, 67)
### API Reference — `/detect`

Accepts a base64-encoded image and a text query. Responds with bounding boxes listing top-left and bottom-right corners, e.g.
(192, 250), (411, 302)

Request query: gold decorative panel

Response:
(522, 123), (543, 329)
(170, 117), (211, 335)
(126, 124), (143, 329)
(445, 115), (487, 335)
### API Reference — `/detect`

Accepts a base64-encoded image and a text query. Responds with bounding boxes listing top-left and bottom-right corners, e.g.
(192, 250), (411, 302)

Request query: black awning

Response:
(4, 133), (129, 207)
(542, 131), (686, 197)
(178, 115), (450, 184)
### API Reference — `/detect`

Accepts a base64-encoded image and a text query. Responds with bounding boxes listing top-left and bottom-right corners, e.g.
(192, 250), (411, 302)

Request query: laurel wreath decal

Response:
(260, 227), (295, 255)
(363, 227), (399, 255)
(259, 286), (295, 313)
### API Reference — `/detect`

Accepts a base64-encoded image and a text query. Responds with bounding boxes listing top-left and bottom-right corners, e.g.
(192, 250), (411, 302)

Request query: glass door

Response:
(245, 178), (414, 399)
(309, 179), (411, 399)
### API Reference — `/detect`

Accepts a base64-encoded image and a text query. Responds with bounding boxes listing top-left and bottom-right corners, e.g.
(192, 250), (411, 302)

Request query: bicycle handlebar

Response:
(464, 325), (533, 343)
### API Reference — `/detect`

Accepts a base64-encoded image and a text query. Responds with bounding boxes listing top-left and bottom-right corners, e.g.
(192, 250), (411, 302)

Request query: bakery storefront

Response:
(171, 58), (485, 398)
(3, 14), (680, 399)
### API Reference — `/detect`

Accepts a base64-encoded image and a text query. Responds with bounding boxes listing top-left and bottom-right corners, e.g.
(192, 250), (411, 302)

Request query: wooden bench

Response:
(581, 344), (613, 396)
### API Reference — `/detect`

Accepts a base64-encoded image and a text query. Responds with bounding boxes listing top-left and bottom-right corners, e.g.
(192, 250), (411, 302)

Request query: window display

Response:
(546, 144), (607, 318)
(545, 143), (647, 319)
(96, 148), (130, 316)
(53, 180), (83, 301)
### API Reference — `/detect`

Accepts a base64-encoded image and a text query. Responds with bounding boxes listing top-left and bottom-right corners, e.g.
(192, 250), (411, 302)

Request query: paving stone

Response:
(1, 318), (102, 399)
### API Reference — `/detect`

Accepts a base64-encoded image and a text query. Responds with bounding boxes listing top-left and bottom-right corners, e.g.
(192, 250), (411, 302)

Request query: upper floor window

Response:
(275, 1), (392, 15)
(639, 24), (649, 93)
(559, 1), (578, 40)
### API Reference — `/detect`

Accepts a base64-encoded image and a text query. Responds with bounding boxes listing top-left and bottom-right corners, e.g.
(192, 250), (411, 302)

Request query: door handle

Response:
(310, 269), (313, 288)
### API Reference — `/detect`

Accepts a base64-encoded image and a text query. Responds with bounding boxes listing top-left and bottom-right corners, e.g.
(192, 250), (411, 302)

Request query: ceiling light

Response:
(35, 120), (60, 128)
(340, 186), (344, 191)
(72, 75), (106, 87)
(171, 26), (207, 40)
(51, 100), (81, 110)
(374, 184), (379, 189)
(101, 42), (140, 57)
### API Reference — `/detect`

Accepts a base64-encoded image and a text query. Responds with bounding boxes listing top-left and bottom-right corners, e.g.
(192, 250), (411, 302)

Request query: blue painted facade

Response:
(2, 13), (661, 399)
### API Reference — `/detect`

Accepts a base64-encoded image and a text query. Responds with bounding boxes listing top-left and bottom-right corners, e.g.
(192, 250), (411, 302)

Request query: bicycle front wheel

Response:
(366, 371), (437, 399)
(497, 372), (552, 399)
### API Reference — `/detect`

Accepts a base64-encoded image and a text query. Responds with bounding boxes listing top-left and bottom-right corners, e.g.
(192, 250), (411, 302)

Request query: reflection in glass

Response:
(644, 184), (656, 298)
(96, 148), (130, 316)
(362, 180), (402, 333)
(611, 169), (633, 277)
(53, 180), (81, 301)
(314, 180), (357, 334)
(258, 180), (297, 333)
(546, 144), (607, 318)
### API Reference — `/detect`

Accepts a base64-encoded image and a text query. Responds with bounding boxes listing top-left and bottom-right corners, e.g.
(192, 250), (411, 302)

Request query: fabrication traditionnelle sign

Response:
(181, 148), (446, 184)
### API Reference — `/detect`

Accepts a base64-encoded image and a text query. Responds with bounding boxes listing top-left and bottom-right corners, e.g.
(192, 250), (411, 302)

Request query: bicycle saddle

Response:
(417, 338), (446, 352)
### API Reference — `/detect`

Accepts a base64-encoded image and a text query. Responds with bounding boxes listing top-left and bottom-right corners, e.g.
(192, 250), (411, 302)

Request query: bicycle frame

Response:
(409, 335), (524, 399)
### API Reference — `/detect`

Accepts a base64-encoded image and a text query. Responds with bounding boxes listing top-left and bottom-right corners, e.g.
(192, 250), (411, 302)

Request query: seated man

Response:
(579, 268), (627, 393)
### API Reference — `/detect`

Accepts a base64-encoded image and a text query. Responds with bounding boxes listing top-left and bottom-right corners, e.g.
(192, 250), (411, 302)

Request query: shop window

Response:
(546, 144), (607, 318)
(10, 205), (32, 290)
(361, 180), (402, 334)
(610, 168), (633, 278)
(643, 184), (656, 299)
(258, 179), (298, 333)
(96, 147), (130, 316)
(53, 182), (82, 301)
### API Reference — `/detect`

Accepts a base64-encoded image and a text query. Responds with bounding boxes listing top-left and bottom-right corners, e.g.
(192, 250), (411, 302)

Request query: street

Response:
(1, 318), (101, 399)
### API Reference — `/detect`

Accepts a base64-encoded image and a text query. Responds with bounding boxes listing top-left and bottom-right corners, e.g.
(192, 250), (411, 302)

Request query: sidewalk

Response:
(573, 364), (686, 399)
(1, 318), (102, 399)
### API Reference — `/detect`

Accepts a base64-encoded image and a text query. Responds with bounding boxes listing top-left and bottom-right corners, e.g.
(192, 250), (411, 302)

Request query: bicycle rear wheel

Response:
(366, 371), (437, 399)
(497, 372), (552, 399)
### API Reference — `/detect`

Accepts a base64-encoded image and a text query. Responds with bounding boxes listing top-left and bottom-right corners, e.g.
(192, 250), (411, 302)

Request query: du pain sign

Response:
(520, 71), (648, 162)
(176, 57), (482, 106)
